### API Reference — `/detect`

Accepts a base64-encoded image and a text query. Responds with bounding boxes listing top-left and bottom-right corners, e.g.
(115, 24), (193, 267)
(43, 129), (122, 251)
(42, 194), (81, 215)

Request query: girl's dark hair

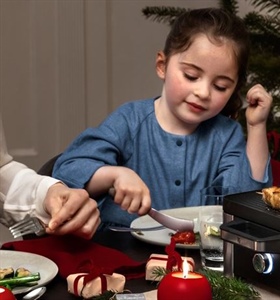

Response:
(163, 8), (250, 119)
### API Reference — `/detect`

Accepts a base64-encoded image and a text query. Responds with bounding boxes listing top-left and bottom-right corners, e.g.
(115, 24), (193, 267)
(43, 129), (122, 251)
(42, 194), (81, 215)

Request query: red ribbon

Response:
(73, 259), (114, 296)
(165, 237), (183, 271)
(73, 274), (86, 296)
(148, 254), (194, 270)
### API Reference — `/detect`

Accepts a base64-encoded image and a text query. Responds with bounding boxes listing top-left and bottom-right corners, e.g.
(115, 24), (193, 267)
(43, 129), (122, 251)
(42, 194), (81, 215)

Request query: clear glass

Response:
(199, 186), (230, 272)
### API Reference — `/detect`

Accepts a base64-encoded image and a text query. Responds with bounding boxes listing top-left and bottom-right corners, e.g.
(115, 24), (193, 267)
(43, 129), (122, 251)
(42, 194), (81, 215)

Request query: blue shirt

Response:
(53, 98), (272, 227)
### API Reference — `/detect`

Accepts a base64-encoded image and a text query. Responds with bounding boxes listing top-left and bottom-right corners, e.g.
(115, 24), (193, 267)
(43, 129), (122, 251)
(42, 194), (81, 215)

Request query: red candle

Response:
(0, 287), (16, 300)
(157, 259), (212, 300)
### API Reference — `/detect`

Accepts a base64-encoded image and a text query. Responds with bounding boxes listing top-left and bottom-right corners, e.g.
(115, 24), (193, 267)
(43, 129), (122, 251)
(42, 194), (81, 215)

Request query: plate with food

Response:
(0, 250), (58, 295)
(130, 206), (200, 249)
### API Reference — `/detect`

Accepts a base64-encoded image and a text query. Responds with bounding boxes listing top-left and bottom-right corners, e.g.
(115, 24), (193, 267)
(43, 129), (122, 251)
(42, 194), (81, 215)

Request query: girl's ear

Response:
(156, 51), (167, 79)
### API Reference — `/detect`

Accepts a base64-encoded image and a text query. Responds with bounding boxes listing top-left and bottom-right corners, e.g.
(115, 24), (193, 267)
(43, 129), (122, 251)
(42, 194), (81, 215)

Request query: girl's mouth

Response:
(187, 102), (206, 113)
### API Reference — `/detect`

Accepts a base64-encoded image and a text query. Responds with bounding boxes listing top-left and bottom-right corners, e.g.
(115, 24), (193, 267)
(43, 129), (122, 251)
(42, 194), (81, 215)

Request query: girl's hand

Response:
(112, 168), (151, 216)
(245, 84), (272, 127)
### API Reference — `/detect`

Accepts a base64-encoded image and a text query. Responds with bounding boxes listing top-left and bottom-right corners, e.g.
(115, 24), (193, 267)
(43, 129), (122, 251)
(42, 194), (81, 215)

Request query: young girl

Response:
(53, 8), (272, 229)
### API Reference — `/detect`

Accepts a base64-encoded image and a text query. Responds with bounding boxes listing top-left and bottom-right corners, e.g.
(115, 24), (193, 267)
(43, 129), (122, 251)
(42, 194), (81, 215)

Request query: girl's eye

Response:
(214, 85), (227, 92)
(184, 73), (198, 81)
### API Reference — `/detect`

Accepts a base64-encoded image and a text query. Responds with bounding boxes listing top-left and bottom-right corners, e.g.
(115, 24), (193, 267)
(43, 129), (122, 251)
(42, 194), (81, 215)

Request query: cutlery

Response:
(108, 225), (165, 232)
(148, 208), (194, 232)
(9, 217), (46, 238)
(108, 188), (194, 232)
(22, 286), (46, 300)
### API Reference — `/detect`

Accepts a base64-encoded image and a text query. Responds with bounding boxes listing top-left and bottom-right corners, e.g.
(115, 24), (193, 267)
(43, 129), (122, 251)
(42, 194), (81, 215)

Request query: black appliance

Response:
(220, 190), (280, 291)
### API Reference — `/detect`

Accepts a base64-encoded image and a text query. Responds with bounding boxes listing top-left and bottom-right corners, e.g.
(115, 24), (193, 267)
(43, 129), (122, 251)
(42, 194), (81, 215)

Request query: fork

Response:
(9, 216), (46, 238)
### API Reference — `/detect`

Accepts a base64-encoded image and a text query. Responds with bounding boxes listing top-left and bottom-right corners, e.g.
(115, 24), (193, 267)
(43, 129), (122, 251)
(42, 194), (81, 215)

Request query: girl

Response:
(53, 8), (272, 229)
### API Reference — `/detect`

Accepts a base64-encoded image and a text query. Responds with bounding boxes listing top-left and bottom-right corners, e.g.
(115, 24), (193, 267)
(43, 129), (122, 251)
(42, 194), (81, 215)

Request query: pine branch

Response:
(142, 6), (187, 25)
(151, 266), (171, 282)
(247, 0), (280, 17)
(199, 269), (261, 300)
(244, 12), (280, 38)
(219, 0), (239, 15)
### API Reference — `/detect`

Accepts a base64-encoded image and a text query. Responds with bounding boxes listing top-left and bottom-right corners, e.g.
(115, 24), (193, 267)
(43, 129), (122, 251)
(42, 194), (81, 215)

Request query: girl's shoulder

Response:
(108, 98), (156, 124)
(117, 98), (155, 114)
(98, 98), (156, 134)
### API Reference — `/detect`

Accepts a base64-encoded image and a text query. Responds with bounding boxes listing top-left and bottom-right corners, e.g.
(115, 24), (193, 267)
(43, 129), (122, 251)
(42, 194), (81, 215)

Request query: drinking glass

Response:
(199, 186), (230, 272)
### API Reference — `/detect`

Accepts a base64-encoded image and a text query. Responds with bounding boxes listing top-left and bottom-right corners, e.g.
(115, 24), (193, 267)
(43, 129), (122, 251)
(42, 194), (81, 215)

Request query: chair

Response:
(271, 160), (280, 186)
(37, 154), (61, 176)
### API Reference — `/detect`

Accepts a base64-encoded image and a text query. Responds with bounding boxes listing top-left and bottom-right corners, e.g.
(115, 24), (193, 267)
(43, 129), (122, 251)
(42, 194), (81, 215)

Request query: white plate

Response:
(0, 250), (58, 295)
(131, 206), (200, 249)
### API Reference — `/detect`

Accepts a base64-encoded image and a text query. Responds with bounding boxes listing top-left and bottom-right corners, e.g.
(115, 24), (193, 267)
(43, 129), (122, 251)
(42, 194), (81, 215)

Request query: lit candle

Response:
(157, 258), (212, 300)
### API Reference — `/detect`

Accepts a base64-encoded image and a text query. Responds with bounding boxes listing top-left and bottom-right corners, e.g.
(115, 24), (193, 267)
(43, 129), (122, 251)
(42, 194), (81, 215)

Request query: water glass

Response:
(199, 186), (229, 272)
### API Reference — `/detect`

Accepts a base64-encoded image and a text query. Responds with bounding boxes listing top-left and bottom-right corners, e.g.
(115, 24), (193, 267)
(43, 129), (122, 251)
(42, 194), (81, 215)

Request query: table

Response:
(15, 230), (280, 300)
(17, 230), (200, 300)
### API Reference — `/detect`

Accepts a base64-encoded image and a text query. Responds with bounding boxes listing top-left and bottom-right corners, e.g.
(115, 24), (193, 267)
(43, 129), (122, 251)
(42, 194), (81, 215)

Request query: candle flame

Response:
(183, 258), (189, 278)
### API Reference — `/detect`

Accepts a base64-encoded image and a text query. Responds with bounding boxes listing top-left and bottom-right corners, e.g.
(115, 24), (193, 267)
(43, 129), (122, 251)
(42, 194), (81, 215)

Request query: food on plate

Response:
(171, 230), (196, 244)
(204, 225), (221, 237)
(0, 267), (40, 290)
(15, 268), (32, 278)
(0, 268), (14, 280)
(261, 186), (280, 210)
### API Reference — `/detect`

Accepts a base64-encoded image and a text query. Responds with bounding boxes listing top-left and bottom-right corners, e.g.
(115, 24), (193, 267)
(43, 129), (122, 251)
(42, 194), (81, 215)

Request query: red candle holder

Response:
(157, 271), (212, 300)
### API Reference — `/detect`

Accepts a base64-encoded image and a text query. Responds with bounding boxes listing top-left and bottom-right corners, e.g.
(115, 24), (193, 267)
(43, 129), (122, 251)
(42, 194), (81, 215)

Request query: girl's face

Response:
(155, 34), (239, 135)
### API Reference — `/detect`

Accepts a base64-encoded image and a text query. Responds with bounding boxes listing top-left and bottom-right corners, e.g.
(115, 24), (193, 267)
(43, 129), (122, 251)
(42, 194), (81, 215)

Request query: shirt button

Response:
(176, 140), (183, 146)
(175, 180), (181, 186)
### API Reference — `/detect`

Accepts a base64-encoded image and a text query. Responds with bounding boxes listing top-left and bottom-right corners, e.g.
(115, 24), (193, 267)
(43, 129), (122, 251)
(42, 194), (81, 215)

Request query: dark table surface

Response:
(17, 231), (201, 300)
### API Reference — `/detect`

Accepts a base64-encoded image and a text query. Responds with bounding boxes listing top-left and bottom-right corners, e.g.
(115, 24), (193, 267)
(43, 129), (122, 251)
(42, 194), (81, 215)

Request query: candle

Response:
(157, 259), (212, 300)
(0, 287), (16, 300)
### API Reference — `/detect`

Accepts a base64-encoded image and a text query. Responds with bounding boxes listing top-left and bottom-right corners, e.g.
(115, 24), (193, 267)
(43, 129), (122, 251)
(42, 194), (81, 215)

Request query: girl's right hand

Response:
(111, 168), (151, 216)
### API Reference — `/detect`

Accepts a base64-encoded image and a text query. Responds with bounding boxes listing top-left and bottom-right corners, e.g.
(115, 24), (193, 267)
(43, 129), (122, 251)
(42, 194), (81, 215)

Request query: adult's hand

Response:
(43, 183), (100, 239)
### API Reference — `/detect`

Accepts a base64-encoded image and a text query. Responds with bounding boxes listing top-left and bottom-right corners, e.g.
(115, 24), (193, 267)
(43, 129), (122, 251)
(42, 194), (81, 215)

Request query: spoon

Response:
(22, 287), (46, 300)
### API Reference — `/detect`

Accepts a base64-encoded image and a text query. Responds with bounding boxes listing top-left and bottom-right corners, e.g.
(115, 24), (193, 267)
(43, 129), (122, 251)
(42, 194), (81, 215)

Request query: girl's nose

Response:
(193, 83), (210, 100)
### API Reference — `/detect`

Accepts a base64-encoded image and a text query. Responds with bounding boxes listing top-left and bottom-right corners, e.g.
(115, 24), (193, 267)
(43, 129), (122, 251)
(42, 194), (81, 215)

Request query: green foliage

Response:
(200, 269), (261, 300)
(142, 0), (280, 135)
(218, 0), (239, 14)
(142, 6), (186, 25)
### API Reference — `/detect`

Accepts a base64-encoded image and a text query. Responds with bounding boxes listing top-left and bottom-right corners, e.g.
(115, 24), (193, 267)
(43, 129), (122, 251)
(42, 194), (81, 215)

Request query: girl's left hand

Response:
(245, 84), (272, 126)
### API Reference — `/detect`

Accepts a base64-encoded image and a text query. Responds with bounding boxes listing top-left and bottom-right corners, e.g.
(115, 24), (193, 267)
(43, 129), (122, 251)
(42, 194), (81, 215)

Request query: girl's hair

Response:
(163, 8), (250, 119)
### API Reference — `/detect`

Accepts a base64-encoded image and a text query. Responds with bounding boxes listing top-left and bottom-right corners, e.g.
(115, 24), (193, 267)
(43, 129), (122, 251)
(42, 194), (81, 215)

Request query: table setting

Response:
(1, 187), (280, 300)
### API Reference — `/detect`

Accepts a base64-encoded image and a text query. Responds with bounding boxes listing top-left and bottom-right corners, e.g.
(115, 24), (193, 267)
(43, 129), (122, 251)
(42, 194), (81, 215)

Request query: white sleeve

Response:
(0, 161), (60, 226)
(1, 161), (61, 224)
(0, 116), (60, 226)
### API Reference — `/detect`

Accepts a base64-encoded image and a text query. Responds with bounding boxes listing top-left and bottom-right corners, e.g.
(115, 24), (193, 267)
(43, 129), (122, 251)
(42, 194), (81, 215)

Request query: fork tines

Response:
(9, 217), (46, 238)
